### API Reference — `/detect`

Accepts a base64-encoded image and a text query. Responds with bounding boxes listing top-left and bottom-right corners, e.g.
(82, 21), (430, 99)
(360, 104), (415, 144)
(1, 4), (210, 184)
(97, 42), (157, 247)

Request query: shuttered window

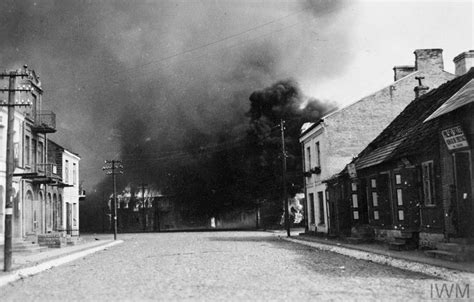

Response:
(422, 161), (435, 205)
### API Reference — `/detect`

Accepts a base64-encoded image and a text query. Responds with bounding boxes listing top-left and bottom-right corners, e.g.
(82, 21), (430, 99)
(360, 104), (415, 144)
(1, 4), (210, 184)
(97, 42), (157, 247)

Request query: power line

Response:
(48, 4), (315, 92)
(47, 2), (351, 94)
(108, 115), (316, 165)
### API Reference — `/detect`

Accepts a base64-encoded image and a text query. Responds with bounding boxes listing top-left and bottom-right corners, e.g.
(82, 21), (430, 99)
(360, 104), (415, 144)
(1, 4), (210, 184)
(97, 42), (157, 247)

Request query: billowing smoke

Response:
(102, 78), (336, 229)
(0, 1), (352, 229)
(245, 79), (335, 206)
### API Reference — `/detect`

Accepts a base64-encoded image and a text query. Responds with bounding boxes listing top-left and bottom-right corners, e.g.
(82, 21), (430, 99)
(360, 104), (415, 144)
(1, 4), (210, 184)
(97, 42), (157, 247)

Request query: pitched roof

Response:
(354, 68), (474, 170)
(424, 79), (474, 122)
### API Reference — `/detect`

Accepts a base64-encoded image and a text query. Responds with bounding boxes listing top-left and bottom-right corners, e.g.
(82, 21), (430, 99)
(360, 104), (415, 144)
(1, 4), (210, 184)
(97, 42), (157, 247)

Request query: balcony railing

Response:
(36, 163), (60, 179)
(14, 163), (61, 184)
(31, 110), (56, 133)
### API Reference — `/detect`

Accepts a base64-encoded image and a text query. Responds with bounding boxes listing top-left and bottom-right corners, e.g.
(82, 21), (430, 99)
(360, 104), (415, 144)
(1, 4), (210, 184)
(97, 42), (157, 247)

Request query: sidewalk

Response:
(270, 229), (474, 282)
(0, 234), (122, 287)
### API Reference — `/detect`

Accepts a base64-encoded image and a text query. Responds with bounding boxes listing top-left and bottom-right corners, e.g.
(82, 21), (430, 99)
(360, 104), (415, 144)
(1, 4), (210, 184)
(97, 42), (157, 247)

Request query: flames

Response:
(280, 193), (305, 225)
(109, 183), (162, 210)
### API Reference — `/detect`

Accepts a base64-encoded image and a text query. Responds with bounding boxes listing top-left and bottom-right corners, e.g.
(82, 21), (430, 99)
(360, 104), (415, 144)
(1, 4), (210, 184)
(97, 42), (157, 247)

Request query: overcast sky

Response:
(0, 0), (472, 189)
(304, 0), (473, 104)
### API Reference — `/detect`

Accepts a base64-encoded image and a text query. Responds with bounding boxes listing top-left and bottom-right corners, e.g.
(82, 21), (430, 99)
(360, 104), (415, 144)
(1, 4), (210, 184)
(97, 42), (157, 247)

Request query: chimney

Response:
(414, 49), (444, 71)
(453, 50), (474, 76)
(393, 65), (416, 81)
(414, 76), (429, 98)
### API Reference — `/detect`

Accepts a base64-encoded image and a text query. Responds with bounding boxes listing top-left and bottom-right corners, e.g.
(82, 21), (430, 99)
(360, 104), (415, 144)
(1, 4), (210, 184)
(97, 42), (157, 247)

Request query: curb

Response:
(277, 235), (474, 283)
(0, 240), (123, 288)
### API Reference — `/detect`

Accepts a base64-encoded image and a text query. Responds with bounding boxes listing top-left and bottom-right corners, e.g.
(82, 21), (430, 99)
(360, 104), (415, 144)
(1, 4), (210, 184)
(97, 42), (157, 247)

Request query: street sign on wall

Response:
(441, 126), (469, 150)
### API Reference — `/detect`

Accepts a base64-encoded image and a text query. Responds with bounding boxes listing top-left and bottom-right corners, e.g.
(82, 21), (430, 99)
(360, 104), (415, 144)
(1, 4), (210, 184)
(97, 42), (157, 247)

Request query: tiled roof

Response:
(424, 79), (474, 122)
(355, 140), (403, 170)
(354, 68), (474, 170)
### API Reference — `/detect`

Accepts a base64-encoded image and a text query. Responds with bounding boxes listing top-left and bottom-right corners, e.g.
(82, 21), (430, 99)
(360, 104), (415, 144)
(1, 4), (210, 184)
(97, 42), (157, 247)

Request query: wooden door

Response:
(454, 151), (473, 237)
(377, 173), (393, 227)
(393, 168), (421, 230)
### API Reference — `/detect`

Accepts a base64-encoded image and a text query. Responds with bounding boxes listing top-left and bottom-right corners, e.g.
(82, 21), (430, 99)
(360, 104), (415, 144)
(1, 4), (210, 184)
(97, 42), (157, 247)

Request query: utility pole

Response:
(1, 68), (33, 272)
(139, 183), (147, 231)
(280, 119), (290, 237)
(102, 160), (123, 240)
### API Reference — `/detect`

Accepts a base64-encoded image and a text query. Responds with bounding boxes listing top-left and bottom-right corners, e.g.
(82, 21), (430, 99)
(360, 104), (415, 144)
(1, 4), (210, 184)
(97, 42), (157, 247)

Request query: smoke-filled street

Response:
(2, 232), (436, 301)
(1, 2), (473, 301)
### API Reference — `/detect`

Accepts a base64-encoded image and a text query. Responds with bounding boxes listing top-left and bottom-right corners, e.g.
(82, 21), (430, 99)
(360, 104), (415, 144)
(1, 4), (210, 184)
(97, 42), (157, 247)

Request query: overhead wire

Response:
(47, 3), (320, 92)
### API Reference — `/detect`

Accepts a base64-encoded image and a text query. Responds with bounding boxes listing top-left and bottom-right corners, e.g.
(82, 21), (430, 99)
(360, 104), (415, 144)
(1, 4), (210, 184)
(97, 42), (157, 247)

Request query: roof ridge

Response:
(354, 69), (474, 169)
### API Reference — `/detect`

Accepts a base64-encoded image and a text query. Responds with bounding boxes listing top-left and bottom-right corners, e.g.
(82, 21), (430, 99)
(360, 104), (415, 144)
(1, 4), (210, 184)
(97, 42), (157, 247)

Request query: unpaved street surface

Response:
(2, 231), (439, 301)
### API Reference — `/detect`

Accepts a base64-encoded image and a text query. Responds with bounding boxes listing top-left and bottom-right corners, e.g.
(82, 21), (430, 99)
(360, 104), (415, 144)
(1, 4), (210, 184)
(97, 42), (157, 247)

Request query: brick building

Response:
(300, 49), (455, 235)
(328, 51), (474, 256)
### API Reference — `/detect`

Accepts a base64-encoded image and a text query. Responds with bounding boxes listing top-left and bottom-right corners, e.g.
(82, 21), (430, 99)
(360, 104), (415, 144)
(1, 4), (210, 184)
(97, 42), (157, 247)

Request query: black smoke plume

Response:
(82, 78), (336, 230)
(0, 1), (351, 231)
(245, 80), (335, 219)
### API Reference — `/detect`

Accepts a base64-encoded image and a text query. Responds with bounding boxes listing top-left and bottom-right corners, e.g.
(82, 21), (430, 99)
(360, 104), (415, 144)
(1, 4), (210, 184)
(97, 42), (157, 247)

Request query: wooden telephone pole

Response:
(280, 119), (290, 237)
(0, 67), (33, 271)
(102, 160), (123, 240)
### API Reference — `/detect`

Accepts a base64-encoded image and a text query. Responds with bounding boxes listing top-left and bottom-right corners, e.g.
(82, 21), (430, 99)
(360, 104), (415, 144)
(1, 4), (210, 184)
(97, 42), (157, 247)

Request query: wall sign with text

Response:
(441, 126), (469, 150)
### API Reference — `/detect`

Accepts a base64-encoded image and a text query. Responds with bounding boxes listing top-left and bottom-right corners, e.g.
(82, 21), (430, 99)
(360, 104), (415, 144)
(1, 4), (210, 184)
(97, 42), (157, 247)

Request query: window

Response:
(398, 210), (404, 221)
(371, 179), (377, 188)
(351, 183), (357, 191)
(395, 174), (402, 185)
(315, 141), (321, 168)
(352, 194), (358, 208)
(369, 177), (378, 206)
(353, 211), (359, 220)
(65, 160), (69, 183)
(374, 210), (379, 220)
(32, 138), (37, 168)
(306, 146), (311, 171)
(318, 191), (325, 225)
(38, 141), (43, 165)
(372, 192), (378, 207)
(58, 195), (62, 228)
(396, 189), (403, 206)
(53, 194), (58, 230)
(73, 163), (77, 185)
(351, 182), (359, 220)
(25, 94), (36, 119)
(422, 161), (435, 205)
(309, 193), (315, 224)
(73, 203), (77, 226)
(24, 136), (30, 166)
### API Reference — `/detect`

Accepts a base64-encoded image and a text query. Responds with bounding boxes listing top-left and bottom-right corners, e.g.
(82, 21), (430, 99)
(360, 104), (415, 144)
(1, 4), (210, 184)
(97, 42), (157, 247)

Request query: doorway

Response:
(67, 203), (72, 235)
(25, 190), (40, 234)
(454, 151), (473, 237)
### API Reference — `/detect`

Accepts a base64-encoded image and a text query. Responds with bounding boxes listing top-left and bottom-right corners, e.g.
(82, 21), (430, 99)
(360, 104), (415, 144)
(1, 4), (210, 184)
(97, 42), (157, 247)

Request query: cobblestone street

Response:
(2, 232), (441, 300)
